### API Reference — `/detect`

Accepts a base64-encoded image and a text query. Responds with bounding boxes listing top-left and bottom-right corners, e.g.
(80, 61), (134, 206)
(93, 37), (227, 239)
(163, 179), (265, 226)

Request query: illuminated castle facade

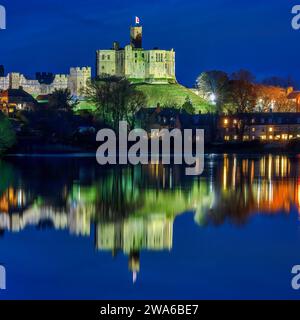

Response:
(0, 67), (91, 97)
(96, 25), (176, 84)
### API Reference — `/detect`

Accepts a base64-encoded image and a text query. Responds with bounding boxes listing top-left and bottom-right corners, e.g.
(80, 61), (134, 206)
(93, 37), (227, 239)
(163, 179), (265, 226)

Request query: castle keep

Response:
(96, 25), (176, 84)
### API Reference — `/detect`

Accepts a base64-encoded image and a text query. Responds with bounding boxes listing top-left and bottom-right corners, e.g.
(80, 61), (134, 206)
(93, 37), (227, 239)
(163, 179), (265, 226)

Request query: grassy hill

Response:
(71, 83), (214, 113)
(134, 83), (214, 112)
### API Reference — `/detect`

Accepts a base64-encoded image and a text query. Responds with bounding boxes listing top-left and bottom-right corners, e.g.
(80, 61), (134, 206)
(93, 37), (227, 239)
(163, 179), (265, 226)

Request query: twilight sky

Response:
(1, 0), (300, 87)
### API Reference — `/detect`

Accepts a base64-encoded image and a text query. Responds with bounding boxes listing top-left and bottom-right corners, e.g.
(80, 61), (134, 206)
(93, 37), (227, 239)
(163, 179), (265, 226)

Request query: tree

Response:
(196, 70), (229, 112)
(181, 96), (195, 114)
(226, 70), (257, 140)
(84, 76), (146, 129)
(48, 89), (78, 112)
(0, 112), (16, 154)
(255, 84), (294, 112)
(228, 70), (257, 113)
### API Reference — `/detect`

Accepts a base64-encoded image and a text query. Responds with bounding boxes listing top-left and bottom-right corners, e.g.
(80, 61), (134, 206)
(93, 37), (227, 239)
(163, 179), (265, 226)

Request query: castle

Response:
(96, 25), (176, 84)
(0, 67), (91, 97)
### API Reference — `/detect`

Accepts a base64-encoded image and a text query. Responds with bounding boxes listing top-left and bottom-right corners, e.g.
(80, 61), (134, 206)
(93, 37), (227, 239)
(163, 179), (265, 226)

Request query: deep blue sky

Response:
(1, 0), (300, 87)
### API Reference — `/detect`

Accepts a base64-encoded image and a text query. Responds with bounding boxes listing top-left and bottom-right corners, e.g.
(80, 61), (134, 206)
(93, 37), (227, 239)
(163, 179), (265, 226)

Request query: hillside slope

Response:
(134, 83), (213, 112)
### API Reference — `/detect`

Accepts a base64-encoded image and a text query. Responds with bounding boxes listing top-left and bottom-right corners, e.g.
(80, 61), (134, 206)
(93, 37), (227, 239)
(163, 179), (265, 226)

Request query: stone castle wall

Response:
(0, 67), (91, 97)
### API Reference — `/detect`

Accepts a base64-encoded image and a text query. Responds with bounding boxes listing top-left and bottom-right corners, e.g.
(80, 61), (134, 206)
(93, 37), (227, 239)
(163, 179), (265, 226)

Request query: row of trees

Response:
(196, 70), (295, 113)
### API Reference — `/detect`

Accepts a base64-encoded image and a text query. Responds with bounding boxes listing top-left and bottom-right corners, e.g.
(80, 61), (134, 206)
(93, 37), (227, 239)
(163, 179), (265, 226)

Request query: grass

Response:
(71, 83), (215, 114)
(134, 83), (214, 112)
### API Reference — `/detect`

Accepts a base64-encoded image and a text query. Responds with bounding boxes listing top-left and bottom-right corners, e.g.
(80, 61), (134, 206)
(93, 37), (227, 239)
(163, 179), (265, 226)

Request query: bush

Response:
(0, 112), (16, 154)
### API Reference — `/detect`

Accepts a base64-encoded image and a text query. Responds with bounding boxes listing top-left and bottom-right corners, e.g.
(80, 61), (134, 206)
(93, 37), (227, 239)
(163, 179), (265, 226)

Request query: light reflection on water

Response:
(0, 154), (300, 298)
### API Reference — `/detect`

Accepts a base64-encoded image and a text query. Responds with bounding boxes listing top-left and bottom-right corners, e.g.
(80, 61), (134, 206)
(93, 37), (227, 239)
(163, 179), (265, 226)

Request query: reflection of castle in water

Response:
(1, 155), (300, 279)
(96, 214), (173, 282)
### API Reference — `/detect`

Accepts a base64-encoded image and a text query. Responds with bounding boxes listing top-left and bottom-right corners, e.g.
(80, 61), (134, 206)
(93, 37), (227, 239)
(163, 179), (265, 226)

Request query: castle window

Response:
(102, 55), (105, 60)
(107, 55), (110, 60)
(135, 53), (138, 58)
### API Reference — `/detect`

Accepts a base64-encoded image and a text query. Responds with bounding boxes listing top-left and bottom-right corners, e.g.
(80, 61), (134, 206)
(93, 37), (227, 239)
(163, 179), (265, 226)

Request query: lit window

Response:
(252, 127), (255, 132)
(269, 135), (273, 140)
(234, 135), (238, 140)
(261, 135), (267, 140)
(224, 119), (229, 125)
(269, 127), (273, 132)
(233, 119), (237, 124)
(224, 136), (230, 141)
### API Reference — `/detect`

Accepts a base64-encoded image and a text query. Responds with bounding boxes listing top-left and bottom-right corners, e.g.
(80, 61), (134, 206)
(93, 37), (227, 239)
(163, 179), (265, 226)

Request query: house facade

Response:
(219, 113), (300, 142)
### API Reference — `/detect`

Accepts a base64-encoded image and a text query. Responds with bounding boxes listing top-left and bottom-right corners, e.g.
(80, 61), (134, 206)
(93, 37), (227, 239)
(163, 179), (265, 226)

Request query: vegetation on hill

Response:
(133, 83), (214, 112)
(76, 82), (214, 113)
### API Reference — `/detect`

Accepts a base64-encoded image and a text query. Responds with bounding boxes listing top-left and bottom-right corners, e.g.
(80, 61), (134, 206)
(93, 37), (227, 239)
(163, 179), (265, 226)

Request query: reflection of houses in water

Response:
(201, 155), (300, 225)
(96, 214), (173, 282)
(0, 187), (30, 214)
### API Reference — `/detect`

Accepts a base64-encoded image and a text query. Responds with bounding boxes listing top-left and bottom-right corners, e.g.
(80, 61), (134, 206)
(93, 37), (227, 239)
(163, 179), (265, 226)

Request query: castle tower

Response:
(130, 26), (142, 48)
(68, 67), (91, 97)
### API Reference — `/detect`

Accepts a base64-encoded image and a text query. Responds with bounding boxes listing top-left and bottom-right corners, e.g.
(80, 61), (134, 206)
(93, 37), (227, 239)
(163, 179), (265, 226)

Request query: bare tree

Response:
(84, 76), (146, 129)
(196, 70), (229, 112)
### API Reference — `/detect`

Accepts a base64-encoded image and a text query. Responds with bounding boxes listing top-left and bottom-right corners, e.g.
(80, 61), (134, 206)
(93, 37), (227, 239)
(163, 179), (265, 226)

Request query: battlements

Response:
(0, 66), (91, 97)
(70, 67), (91, 74)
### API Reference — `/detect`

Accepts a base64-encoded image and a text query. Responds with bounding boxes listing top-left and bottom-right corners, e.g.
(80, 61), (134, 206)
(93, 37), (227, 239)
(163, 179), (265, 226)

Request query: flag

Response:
(135, 16), (140, 25)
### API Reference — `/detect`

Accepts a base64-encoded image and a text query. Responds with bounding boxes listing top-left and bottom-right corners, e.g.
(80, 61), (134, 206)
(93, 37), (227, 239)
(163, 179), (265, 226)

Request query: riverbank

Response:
(5, 139), (300, 156)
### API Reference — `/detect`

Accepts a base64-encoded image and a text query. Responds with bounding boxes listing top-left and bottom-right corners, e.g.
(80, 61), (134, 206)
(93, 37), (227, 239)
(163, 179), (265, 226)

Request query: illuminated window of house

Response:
(269, 127), (273, 132)
(224, 136), (230, 141)
(252, 127), (255, 132)
(261, 135), (267, 140)
(282, 134), (288, 140)
(233, 119), (237, 124)
(289, 135), (293, 139)
(224, 119), (229, 125)
(234, 135), (238, 140)
(269, 135), (273, 140)
(251, 119), (255, 124)
(243, 135), (249, 141)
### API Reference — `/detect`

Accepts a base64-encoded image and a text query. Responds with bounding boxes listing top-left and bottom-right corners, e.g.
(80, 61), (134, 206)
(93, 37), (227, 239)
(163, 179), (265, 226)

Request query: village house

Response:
(218, 113), (300, 142)
(0, 88), (37, 115)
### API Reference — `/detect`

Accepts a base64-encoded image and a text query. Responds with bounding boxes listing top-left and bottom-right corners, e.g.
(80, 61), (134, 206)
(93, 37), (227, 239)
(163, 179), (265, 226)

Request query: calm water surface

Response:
(0, 154), (300, 299)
